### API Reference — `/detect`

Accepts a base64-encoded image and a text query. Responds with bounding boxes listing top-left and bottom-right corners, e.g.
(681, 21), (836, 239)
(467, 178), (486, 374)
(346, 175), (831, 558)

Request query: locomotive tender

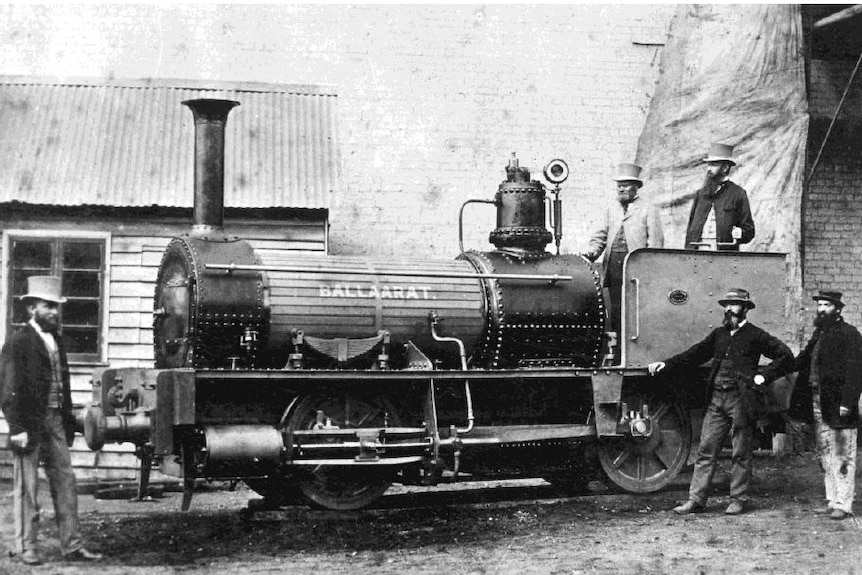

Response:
(79, 99), (787, 511)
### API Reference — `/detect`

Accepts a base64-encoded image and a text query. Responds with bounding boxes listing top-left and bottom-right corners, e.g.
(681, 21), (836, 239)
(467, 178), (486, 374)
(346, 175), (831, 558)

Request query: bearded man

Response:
(583, 162), (663, 343)
(789, 291), (862, 520)
(0, 276), (102, 565)
(684, 143), (755, 251)
(648, 288), (793, 515)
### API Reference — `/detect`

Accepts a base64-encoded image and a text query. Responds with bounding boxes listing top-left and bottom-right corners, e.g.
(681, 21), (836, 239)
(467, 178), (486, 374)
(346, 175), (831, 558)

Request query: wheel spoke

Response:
(650, 403), (669, 423)
(611, 446), (632, 469)
(354, 409), (379, 427)
(654, 437), (681, 470)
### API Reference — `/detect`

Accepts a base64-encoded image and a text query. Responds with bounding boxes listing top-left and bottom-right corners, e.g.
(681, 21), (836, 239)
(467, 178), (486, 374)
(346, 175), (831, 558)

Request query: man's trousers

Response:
(12, 409), (83, 554)
(688, 388), (754, 505)
(812, 390), (857, 514)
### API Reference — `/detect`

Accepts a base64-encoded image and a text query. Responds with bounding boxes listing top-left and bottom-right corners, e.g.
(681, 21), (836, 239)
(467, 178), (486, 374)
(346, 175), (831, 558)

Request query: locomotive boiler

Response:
(80, 98), (788, 511)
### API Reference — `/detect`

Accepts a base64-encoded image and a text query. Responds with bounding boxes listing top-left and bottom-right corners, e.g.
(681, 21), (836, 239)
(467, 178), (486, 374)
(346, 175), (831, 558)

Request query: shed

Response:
(0, 76), (339, 480)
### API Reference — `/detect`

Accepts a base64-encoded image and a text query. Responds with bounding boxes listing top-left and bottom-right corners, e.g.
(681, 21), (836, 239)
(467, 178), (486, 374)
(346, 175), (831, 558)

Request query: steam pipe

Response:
(181, 99), (240, 235)
(429, 312), (475, 434)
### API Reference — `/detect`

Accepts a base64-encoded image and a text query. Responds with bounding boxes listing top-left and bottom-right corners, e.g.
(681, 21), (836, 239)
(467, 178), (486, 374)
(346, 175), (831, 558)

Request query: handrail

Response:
(630, 277), (640, 342)
(458, 198), (497, 254)
(206, 263), (572, 283)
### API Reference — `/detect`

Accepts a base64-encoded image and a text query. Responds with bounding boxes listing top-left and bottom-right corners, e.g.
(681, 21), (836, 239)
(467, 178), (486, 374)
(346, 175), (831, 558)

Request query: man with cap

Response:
(0, 276), (102, 564)
(648, 288), (793, 515)
(789, 290), (862, 520)
(684, 143), (755, 251)
(584, 163), (664, 343)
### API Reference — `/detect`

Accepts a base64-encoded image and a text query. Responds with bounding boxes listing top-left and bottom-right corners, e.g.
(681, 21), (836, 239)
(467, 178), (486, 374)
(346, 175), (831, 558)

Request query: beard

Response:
(704, 171), (723, 196)
(33, 311), (59, 333)
(723, 309), (746, 330)
(814, 311), (840, 329)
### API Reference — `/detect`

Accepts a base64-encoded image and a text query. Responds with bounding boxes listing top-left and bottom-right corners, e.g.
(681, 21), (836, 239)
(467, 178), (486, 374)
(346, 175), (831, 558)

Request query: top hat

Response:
(19, 276), (66, 304)
(703, 142), (736, 166)
(812, 290), (844, 308)
(613, 163), (643, 184)
(718, 288), (755, 309)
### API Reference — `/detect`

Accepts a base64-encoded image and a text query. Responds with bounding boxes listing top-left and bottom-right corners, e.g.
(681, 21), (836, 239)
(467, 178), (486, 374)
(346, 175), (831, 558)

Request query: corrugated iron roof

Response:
(0, 77), (338, 209)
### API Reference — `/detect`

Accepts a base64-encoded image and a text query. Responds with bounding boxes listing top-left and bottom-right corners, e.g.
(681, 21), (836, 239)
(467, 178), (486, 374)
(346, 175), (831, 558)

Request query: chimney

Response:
(181, 99), (240, 235)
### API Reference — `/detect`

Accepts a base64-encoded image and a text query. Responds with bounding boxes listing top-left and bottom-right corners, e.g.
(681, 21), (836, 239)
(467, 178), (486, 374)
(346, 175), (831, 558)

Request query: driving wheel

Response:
(597, 387), (691, 493)
(287, 394), (399, 510)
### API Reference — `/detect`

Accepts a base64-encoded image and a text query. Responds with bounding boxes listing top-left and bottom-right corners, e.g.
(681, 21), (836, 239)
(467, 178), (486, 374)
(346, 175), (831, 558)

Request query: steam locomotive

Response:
(79, 99), (787, 511)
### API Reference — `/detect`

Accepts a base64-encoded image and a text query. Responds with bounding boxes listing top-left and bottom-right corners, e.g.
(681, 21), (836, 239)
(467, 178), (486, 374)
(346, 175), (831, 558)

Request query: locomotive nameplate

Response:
(667, 289), (689, 305)
(319, 284), (433, 299)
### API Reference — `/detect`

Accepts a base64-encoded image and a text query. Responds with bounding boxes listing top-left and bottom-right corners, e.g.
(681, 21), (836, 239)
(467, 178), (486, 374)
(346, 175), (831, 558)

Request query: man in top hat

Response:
(648, 288), (793, 515)
(0, 276), (102, 565)
(789, 290), (862, 520)
(583, 162), (664, 343)
(684, 143), (755, 251)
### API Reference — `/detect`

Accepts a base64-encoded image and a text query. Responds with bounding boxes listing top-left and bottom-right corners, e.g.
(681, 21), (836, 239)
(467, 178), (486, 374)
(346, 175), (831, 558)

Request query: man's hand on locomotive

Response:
(647, 362), (665, 375)
(8, 431), (29, 450)
(839, 405), (852, 417)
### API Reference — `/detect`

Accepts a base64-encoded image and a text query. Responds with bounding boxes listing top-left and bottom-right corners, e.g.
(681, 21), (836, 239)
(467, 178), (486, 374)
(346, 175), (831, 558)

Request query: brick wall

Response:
(0, 4), (674, 258)
(804, 59), (862, 337)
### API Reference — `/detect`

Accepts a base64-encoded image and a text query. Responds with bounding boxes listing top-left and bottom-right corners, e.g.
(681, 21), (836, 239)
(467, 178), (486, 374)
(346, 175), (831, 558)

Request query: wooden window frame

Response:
(1, 230), (111, 365)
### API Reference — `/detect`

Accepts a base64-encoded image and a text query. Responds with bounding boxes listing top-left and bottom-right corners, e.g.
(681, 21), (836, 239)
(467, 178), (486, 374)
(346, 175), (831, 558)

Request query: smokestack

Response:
(181, 99), (240, 235)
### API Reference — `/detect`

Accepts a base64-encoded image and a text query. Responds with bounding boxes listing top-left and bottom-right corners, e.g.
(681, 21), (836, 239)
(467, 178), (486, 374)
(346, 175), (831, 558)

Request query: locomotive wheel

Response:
(597, 388), (691, 493)
(244, 475), (303, 506)
(287, 394), (399, 511)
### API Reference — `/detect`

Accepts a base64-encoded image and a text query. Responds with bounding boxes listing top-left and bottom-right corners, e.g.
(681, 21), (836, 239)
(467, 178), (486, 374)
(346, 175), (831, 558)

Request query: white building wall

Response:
(0, 4), (674, 258)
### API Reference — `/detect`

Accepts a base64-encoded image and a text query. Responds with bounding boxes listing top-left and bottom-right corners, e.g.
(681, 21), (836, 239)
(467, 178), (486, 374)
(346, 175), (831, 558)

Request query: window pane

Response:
(11, 299), (28, 324)
(12, 240), (52, 270)
(8, 235), (106, 364)
(12, 270), (35, 297)
(63, 242), (102, 270)
(63, 271), (101, 298)
(61, 299), (100, 326)
(61, 328), (98, 355)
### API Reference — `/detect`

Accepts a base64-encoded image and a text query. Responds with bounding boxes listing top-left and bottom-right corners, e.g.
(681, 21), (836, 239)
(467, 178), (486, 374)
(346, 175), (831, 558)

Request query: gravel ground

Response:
(1, 451), (861, 575)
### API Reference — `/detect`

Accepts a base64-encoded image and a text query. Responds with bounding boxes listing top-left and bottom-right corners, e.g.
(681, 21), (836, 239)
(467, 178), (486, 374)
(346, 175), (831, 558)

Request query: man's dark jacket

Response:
(685, 180), (755, 251)
(0, 323), (74, 452)
(789, 317), (862, 429)
(664, 322), (794, 421)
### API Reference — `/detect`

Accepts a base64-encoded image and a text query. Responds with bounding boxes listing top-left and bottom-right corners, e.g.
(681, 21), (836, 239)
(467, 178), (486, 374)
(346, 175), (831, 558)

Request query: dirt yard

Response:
(1, 451), (860, 575)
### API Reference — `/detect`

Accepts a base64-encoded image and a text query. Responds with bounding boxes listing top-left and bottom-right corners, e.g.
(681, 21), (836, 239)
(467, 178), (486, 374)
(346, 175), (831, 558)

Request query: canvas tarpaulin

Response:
(635, 4), (808, 343)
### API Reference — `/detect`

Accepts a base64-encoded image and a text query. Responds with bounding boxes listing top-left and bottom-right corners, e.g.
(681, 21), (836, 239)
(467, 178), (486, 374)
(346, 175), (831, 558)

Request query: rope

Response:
(806, 48), (862, 187)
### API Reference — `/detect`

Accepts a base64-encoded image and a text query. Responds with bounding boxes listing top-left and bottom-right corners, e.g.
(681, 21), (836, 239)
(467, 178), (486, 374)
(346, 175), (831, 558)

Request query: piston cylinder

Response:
(202, 425), (283, 464)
